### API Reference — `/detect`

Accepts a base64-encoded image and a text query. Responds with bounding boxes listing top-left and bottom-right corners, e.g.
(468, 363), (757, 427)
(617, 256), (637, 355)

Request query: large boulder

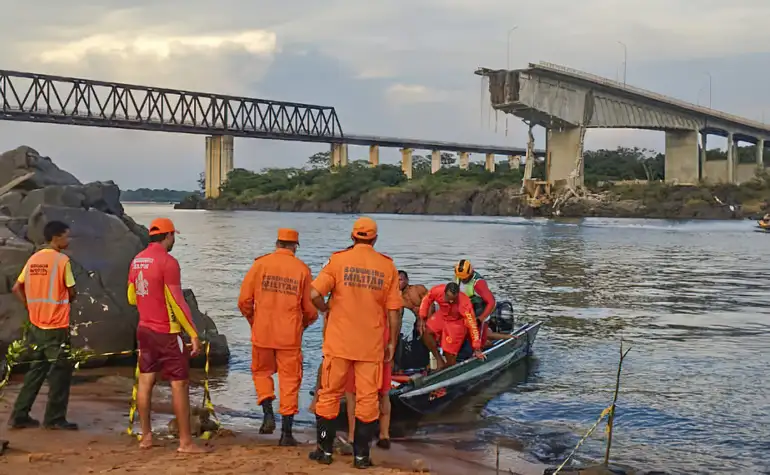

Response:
(0, 146), (81, 190)
(0, 146), (229, 368)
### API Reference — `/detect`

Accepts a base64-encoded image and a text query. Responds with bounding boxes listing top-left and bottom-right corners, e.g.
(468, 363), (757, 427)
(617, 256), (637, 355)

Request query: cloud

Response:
(386, 84), (451, 104)
(38, 31), (277, 64)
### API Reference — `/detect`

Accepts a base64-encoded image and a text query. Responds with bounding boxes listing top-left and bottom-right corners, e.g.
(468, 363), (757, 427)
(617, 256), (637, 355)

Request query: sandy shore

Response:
(0, 371), (544, 475)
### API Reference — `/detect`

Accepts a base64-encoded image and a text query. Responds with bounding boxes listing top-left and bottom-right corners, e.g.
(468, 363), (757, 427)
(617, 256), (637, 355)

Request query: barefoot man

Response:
(309, 217), (403, 469)
(127, 218), (207, 453)
(237, 228), (318, 446)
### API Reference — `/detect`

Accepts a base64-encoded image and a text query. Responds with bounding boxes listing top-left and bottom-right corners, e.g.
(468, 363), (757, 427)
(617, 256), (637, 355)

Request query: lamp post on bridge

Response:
(505, 25), (519, 137)
(706, 72), (712, 109)
(617, 41), (627, 85)
(507, 26), (519, 70)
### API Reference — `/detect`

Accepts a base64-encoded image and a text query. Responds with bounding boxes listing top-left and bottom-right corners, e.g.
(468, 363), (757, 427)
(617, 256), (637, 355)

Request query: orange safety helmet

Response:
(454, 259), (473, 280)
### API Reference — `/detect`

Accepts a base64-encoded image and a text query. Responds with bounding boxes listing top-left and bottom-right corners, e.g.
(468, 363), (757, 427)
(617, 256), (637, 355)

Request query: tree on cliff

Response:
(583, 147), (663, 185)
(307, 151), (331, 169)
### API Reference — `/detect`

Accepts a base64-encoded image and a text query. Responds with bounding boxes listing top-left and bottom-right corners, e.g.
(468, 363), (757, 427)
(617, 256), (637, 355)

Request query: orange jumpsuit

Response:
(238, 248), (318, 416)
(419, 284), (482, 355)
(313, 244), (402, 423)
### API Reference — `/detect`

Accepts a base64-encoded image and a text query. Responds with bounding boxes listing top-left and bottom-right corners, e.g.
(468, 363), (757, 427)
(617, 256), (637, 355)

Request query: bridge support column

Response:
(508, 155), (518, 169)
(459, 151), (470, 170)
(204, 135), (234, 199)
(340, 143), (348, 167)
(699, 132), (707, 181)
(757, 139), (765, 167)
(331, 143), (342, 167)
(546, 127), (583, 186)
(401, 148), (413, 179)
(664, 130), (699, 184)
(727, 132), (735, 183)
(369, 145), (379, 167)
(431, 150), (441, 174)
(485, 153), (495, 172)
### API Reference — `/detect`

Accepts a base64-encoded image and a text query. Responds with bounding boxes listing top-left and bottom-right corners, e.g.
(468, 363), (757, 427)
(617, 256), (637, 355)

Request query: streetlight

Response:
(705, 72), (712, 109)
(617, 41), (627, 85)
(505, 25), (518, 137)
(507, 26), (519, 70)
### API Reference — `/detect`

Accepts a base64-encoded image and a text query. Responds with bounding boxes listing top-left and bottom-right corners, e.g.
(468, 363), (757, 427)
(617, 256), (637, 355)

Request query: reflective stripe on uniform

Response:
(26, 253), (69, 305)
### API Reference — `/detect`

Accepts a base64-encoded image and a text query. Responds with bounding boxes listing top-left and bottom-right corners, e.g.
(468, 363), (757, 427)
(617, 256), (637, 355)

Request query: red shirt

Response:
(418, 283), (482, 350)
(472, 279), (496, 320)
(127, 243), (198, 338)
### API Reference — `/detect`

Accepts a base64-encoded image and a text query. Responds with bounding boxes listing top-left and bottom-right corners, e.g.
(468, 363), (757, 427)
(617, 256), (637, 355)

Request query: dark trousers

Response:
(10, 325), (73, 425)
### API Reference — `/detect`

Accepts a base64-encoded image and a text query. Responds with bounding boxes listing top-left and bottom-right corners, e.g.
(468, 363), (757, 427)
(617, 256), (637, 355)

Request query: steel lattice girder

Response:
(0, 69), (344, 142)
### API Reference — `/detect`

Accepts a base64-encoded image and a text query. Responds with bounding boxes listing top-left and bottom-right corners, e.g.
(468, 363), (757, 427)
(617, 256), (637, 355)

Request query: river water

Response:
(124, 204), (770, 474)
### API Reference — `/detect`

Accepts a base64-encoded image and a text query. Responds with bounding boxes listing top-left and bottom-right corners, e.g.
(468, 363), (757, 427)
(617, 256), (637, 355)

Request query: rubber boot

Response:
(308, 416), (335, 465)
(259, 398), (276, 434)
(353, 419), (376, 469)
(278, 415), (297, 446)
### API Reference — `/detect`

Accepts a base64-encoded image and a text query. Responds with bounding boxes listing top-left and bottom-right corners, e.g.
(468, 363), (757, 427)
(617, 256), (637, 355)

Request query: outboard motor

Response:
(490, 301), (515, 333)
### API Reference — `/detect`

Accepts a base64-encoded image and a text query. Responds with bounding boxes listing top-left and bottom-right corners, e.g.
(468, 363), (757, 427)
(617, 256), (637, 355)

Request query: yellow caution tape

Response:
(1, 337), (222, 440)
(552, 405), (614, 475)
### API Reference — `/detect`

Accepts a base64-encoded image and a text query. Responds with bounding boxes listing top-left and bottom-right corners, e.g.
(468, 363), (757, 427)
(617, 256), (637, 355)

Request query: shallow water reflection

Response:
(125, 206), (770, 473)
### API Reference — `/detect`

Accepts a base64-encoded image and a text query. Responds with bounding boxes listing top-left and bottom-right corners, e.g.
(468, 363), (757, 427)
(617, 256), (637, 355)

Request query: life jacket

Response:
(455, 270), (488, 317)
(25, 249), (71, 329)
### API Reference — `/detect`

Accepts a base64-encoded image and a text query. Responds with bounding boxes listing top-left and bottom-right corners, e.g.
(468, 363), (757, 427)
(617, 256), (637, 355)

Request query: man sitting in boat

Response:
(759, 213), (770, 229)
(417, 282), (485, 370)
(454, 259), (497, 356)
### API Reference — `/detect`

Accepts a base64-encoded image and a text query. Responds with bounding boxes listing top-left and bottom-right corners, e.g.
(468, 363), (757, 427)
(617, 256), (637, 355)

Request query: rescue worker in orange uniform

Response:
(127, 218), (208, 454)
(8, 221), (78, 431)
(309, 217), (403, 469)
(418, 282), (484, 370)
(237, 228), (318, 446)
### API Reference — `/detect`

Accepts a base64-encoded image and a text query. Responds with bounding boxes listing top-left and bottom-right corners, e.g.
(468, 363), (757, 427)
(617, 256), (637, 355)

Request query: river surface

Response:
(124, 204), (770, 475)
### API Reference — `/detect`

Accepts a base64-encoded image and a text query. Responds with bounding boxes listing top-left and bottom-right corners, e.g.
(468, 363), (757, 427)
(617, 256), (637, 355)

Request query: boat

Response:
(331, 302), (543, 424)
(389, 319), (542, 417)
(758, 219), (770, 231)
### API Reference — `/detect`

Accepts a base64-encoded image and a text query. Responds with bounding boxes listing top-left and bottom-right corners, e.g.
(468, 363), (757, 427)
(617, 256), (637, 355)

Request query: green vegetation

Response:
(121, 188), (199, 203)
(216, 147), (668, 203)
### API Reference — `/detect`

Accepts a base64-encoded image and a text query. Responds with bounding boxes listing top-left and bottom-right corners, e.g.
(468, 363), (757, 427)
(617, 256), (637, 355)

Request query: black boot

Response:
(308, 416), (335, 465)
(353, 419), (376, 469)
(278, 415), (297, 446)
(259, 398), (276, 434)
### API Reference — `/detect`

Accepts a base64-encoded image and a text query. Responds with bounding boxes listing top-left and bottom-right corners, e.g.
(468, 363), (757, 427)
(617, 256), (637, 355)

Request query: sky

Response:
(2, 0), (770, 190)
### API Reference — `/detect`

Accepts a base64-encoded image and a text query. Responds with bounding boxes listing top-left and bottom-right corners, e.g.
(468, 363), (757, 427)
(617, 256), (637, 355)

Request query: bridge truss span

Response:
(0, 69), (344, 142)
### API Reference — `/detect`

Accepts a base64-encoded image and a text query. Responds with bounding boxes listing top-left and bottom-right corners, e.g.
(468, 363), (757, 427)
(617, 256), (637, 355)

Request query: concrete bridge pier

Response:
(545, 127), (583, 186)
(664, 130), (699, 184)
(431, 150), (441, 174)
(508, 155), (519, 169)
(699, 132), (708, 181)
(401, 148), (413, 179)
(485, 153), (495, 172)
(369, 145), (379, 167)
(459, 151), (470, 170)
(727, 132), (735, 183)
(204, 135), (234, 198)
(735, 137), (766, 183)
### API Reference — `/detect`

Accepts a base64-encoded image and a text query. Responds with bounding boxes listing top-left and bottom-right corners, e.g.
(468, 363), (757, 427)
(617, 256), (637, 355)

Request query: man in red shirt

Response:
(454, 260), (496, 350)
(417, 282), (484, 370)
(127, 218), (208, 454)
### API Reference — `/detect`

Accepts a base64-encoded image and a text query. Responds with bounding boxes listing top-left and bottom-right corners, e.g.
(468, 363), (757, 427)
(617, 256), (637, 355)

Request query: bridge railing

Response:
(0, 69), (344, 140)
(534, 61), (770, 132)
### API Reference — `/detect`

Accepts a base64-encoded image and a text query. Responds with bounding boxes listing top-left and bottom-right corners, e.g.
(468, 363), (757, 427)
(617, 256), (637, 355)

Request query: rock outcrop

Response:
(0, 146), (229, 367)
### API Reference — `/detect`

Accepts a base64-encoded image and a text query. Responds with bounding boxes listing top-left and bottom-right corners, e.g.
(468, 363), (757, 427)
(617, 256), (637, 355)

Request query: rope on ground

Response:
(0, 337), (221, 441)
(551, 405), (613, 474)
(126, 341), (221, 441)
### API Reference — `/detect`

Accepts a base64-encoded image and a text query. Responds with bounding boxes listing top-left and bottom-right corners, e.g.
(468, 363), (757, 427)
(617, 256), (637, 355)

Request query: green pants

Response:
(11, 325), (73, 425)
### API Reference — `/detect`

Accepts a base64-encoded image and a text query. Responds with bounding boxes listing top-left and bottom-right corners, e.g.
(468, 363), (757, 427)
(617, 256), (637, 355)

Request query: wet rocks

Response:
(0, 145), (229, 367)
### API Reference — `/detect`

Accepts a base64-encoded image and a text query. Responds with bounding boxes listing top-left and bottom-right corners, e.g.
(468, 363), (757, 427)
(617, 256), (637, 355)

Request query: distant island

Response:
(122, 187), (200, 203)
(175, 147), (770, 220)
